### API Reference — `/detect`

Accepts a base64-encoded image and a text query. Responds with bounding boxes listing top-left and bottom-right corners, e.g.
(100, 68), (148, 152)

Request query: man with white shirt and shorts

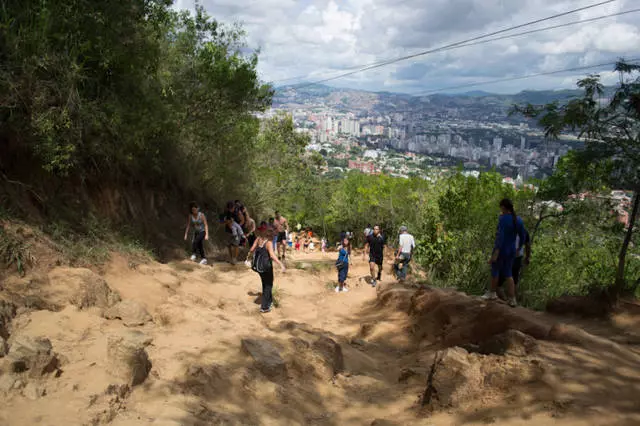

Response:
(395, 225), (415, 282)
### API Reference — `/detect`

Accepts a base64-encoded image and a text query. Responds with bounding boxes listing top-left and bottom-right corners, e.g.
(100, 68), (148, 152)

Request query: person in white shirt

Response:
(395, 225), (415, 282)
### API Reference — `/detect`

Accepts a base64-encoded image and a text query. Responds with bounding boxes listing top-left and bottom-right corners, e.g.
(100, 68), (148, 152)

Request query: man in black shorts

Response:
(274, 211), (289, 260)
(363, 225), (385, 287)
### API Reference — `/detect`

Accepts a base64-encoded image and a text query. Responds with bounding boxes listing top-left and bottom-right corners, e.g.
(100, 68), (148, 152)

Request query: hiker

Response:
(184, 202), (209, 265)
(363, 225), (385, 287)
(483, 198), (525, 307)
(321, 238), (327, 254)
(249, 224), (286, 313)
(268, 217), (277, 251)
(364, 223), (373, 239)
(274, 211), (289, 260)
(498, 225), (531, 299)
(335, 237), (351, 293)
(225, 214), (245, 264)
(395, 225), (415, 282)
(245, 214), (257, 249)
(295, 237), (301, 252)
(222, 200), (244, 228)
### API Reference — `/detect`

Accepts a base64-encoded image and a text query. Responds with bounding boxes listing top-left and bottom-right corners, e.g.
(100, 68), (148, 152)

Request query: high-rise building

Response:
(493, 137), (503, 151)
(520, 136), (526, 150)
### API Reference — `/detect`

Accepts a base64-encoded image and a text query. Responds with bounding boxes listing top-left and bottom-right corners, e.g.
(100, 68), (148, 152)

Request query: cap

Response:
(399, 225), (408, 233)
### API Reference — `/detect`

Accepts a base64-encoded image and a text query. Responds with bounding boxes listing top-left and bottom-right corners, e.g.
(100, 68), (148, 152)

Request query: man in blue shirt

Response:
(483, 199), (525, 307)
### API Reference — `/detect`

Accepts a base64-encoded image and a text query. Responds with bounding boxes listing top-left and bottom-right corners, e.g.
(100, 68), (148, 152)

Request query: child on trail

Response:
(184, 202), (209, 265)
(225, 215), (245, 265)
(321, 238), (327, 254)
(335, 238), (351, 293)
(295, 238), (301, 252)
(483, 198), (525, 307)
(249, 224), (286, 313)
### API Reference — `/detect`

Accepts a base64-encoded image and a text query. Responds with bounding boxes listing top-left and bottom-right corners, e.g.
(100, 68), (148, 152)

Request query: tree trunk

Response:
(614, 190), (639, 298)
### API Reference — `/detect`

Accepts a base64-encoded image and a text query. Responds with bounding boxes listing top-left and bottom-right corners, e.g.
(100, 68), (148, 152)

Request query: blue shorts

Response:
(338, 265), (349, 283)
(491, 254), (515, 278)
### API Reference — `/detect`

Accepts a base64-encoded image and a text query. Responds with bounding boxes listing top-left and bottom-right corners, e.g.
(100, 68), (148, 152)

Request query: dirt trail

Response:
(2, 249), (640, 426)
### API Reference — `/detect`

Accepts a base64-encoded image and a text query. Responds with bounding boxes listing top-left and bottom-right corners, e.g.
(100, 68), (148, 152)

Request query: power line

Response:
(275, 8), (640, 86)
(282, 0), (618, 88)
(411, 58), (640, 96)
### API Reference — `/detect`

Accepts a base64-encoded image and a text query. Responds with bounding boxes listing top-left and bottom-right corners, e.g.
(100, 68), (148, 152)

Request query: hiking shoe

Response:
(335, 286), (340, 293)
(190, 254), (197, 262)
(199, 258), (208, 265)
(508, 298), (518, 308)
(481, 291), (498, 300)
(260, 307), (271, 313)
(342, 287), (349, 293)
(371, 280), (377, 288)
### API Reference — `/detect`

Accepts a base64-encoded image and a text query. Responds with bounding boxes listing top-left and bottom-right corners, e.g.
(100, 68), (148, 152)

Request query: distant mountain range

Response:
(273, 83), (614, 110)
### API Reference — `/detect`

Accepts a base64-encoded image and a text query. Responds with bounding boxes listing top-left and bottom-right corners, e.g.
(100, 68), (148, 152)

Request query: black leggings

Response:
(192, 231), (206, 259)
(259, 268), (274, 310)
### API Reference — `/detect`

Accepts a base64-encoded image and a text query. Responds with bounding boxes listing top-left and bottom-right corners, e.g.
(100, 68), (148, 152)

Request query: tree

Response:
(514, 61), (640, 300)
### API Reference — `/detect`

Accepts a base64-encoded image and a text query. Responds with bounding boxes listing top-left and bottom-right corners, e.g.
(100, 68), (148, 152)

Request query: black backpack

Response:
(251, 245), (272, 274)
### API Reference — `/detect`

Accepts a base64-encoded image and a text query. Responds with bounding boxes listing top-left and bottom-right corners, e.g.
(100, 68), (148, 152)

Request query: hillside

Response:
(1, 235), (640, 425)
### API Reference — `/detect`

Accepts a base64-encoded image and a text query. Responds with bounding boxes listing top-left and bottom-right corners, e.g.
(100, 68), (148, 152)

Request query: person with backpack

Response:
(249, 223), (286, 313)
(184, 202), (209, 265)
(335, 238), (351, 293)
(483, 198), (525, 307)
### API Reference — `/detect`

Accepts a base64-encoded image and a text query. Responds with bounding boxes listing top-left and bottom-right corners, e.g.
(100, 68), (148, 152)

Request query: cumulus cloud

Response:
(175, 0), (640, 94)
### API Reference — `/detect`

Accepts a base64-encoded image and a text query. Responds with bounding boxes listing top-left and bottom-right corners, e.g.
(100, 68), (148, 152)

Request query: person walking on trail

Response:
(225, 214), (245, 265)
(498, 225), (531, 299)
(335, 238), (351, 293)
(395, 226), (415, 282)
(184, 202), (209, 265)
(483, 198), (525, 307)
(274, 211), (289, 260)
(249, 224), (286, 313)
(268, 217), (277, 251)
(245, 215), (257, 249)
(363, 225), (385, 287)
(364, 224), (373, 240)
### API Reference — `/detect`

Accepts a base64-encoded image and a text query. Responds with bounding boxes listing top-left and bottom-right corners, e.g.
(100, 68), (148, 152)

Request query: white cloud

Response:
(178, 0), (640, 93)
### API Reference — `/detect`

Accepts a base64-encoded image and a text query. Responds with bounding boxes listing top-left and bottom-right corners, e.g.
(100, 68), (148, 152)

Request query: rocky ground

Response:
(1, 247), (640, 426)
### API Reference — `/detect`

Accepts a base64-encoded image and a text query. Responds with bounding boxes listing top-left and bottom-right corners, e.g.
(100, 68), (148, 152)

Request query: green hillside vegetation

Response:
(0, 1), (638, 310)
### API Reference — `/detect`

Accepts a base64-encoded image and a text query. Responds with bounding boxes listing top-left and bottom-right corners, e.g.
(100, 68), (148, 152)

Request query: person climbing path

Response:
(394, 225), (415, 282)
(225, 214), (245, 265)
(483, 198), (525, 307)
(249, 224), (286, 313)
(363, 225), (385, 287)
(184, 202), (209, 265)
(274, 211), (289, 260)
(335, 237), (351, 293)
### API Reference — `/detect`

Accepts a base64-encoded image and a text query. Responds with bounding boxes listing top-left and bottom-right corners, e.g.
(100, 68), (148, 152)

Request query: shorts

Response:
(491, 253), (515, 278)
(338, 265), (349, 283)
(277, 232), (286, 242)
(228, 235), (241, 247)
(369, 254), (383, 266)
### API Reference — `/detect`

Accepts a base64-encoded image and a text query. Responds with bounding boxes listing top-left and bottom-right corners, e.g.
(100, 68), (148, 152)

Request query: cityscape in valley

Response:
(267, 84), (587, 185)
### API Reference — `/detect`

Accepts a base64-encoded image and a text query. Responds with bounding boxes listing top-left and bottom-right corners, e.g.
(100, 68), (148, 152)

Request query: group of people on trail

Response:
(333, 223), (416, 293)
(185, 197), (530, 312)
(482, 198), (531, 307)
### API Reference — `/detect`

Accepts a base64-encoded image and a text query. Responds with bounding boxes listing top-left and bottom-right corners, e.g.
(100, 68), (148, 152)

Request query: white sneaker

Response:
(342, 287), (349, 293)
(508, 297), (518, 307)
(335, 286), (340, 293)
(481, 291), (498, 300)
(371, 280), (377, 288)
(190, 255), (197, 261)
(199, 259), (208, 265)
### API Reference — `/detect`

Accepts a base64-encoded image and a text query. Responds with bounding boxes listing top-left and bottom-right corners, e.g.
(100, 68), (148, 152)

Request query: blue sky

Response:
(173, 0), (640, 94)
